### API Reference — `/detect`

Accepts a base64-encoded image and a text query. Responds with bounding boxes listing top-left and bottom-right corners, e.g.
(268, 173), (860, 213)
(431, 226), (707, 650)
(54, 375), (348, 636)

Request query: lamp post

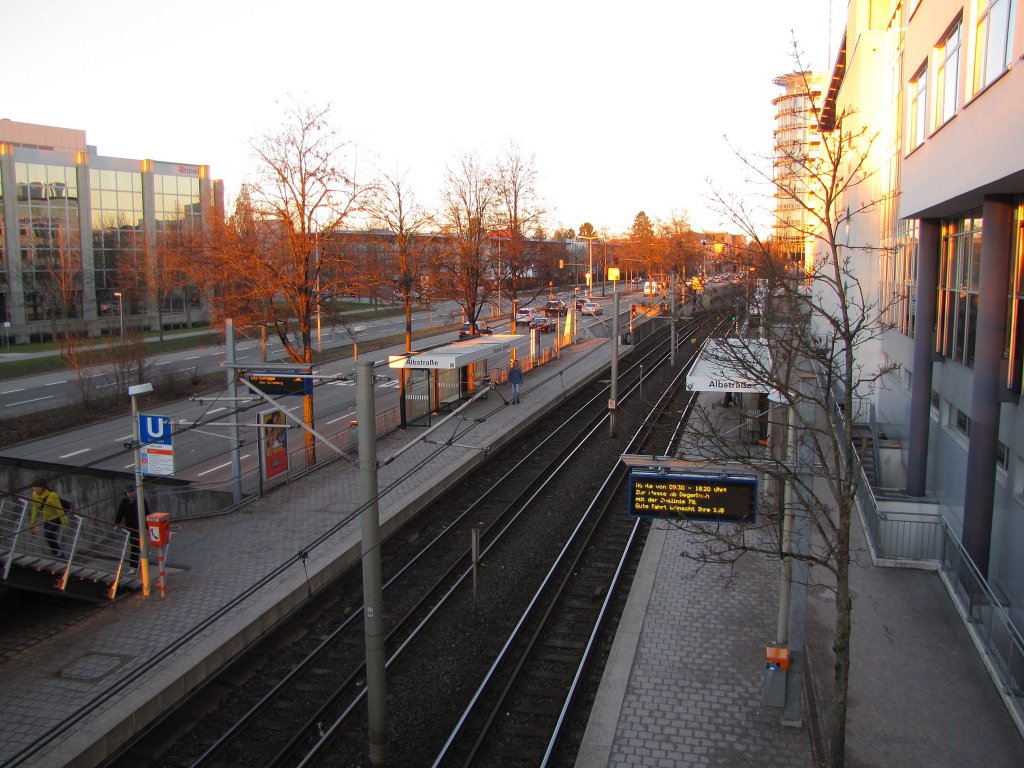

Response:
(608, 265), (621, 437)
(129, 381), (154, 596)
(577, 235), (600, 298)
(113, 291), (124, 337)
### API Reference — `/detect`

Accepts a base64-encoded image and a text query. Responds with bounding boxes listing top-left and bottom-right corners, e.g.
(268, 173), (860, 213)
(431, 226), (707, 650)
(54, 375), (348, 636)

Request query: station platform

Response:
(3, 335), (1023, 768)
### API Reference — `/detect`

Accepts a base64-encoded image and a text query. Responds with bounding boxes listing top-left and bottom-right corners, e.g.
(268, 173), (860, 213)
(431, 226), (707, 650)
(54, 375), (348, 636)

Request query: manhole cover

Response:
(60, 653), (127, 683)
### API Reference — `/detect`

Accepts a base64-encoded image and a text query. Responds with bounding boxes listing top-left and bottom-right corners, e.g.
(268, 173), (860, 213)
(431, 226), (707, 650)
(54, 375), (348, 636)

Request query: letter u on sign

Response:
(139, 415), (172, 445)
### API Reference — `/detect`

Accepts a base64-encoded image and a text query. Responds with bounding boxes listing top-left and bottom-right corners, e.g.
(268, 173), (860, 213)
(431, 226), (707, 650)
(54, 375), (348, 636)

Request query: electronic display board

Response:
(247, 371), (312, 396)
(628, 470), (757, 523)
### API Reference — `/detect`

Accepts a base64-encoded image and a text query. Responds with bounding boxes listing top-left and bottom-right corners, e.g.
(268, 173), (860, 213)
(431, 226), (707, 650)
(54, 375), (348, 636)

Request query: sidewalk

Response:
(575, 392), (1024, 767)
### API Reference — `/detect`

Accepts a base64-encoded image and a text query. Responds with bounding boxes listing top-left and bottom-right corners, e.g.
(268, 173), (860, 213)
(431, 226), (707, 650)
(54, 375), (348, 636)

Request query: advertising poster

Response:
(259, 409), (289, 483)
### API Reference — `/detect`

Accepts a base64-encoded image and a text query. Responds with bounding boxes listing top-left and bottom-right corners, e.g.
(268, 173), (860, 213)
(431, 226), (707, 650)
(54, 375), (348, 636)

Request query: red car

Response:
(530, 317), (556, 333)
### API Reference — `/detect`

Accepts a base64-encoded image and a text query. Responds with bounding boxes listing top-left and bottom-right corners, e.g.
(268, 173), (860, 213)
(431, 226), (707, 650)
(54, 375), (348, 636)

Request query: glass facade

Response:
(937, 212), (983, 367)
(153, 172), (202, 312)
(90, 168), (143, 315)
(16, 162), (82, 322)
(1006, 201), (1024, 390)
(881, 220), (919, 338)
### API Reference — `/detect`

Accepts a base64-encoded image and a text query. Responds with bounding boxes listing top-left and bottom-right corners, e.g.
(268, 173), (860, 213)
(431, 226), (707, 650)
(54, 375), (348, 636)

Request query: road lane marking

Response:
(60, 448), (91, 459)
(184, 356), (201, 360)
(197, 461), (233, 477)
(6, 395), (54, 406)
(1, 388), (26, 394)
(115, 434), (133, 442)
(327, 411), (358, 425)
(45, 380), (67, 386)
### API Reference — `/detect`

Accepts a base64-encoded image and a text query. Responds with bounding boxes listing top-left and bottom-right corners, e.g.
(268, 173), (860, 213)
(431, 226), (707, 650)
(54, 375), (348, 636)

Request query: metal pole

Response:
(776, 404), (796, 645)
(670, 272), (677, 366)
(225, 319), (242, 504)
(357, 359), (388, 764)
(588, 239), (593, 298)
(610, 278), (619, 438)
(783, 384), (813, 726)
(130, 392), (152, 596)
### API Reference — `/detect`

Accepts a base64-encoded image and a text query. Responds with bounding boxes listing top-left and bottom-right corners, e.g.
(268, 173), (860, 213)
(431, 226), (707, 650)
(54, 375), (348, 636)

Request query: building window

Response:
(935, 19), (961, 127)
(1005, 202), (1024, 391)
(16, 162), (83, 322)
(90, 168), (144, 317)
(955, 408), (971, 436)
(973, 0), (1016, 93)
(938, 213), (983, 367)
(908, 63), (928, 150)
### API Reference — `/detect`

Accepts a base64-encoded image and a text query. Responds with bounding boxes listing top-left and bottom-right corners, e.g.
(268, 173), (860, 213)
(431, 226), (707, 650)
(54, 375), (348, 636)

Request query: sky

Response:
(8, 0), (846, 237)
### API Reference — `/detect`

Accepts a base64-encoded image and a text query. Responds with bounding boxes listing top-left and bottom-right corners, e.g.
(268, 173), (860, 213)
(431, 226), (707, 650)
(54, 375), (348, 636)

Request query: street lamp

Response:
(113, 291), (124, 337)
(129, 381), (154, 596)
(577, 235), (600, 298)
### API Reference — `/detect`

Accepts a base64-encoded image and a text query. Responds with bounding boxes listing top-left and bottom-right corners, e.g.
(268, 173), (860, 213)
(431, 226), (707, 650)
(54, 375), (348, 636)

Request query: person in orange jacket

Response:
(30, 480), (67, 560)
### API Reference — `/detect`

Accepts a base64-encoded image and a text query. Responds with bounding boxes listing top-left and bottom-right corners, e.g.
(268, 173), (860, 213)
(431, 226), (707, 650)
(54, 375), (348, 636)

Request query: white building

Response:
(820, 0), (1024, 622)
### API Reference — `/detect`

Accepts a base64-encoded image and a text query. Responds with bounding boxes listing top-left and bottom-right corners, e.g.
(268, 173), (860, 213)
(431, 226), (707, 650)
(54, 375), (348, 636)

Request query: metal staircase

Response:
(1, 497), (139, 601)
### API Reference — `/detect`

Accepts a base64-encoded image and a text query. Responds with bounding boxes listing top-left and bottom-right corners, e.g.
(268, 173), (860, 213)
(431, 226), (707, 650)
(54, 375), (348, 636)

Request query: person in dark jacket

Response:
(509, 360), (523, 404)
(114, 483), (148, 573)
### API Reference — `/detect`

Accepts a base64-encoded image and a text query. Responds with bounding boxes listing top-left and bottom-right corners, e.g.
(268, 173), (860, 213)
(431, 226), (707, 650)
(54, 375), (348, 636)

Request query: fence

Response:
(0, 496), (134, 599)
(940, 518), (1024, 726)
(823, 371), (1024, 729)
(195, 403), (403, 514)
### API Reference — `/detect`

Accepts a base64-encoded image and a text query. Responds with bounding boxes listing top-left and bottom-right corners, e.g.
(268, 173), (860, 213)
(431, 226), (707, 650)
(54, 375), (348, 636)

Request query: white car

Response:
(581, 301), (603, 316)
(515, 307), (537, 325)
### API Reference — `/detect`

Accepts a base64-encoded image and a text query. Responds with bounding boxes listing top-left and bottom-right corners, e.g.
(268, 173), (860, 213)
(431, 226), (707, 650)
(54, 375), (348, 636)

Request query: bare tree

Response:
(436, 153), (499, 333)
(672, 70), (894, 768)
(367, 171), (435, 351)
(205, 101), (372, 464)
(495, 142), (545, 319)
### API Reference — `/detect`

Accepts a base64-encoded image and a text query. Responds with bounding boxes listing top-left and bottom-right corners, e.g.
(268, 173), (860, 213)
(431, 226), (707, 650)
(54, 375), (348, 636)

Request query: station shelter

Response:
(686, 338), (780, 444)
(389, 334), (528, 427)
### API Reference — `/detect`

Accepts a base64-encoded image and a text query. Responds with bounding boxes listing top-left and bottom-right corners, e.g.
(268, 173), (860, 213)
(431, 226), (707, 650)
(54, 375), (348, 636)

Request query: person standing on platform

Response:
(509, 360), (523, 404)
(30, 480), (66, 560)
(115, 483), (149, 574)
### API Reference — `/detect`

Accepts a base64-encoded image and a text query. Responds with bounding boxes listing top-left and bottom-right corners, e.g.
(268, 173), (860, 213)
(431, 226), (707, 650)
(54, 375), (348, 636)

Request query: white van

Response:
(643, 280), (660, 296)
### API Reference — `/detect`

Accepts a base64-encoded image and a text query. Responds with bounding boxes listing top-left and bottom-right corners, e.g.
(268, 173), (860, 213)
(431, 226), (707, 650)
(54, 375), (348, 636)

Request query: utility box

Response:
(763, 646), (789, 707)
(147, 512), (171, 548)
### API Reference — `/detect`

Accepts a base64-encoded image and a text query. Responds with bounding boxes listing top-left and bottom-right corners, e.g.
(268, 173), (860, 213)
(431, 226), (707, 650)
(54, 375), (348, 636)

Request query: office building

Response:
(0, 119), (221, 342)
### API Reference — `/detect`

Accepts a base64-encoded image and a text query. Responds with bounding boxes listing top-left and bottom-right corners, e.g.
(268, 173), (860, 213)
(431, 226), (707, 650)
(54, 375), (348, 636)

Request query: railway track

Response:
(102, 315), (719, 768)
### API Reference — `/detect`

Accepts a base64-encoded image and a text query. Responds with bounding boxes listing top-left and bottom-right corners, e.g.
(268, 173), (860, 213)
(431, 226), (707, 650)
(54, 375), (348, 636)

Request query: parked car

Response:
(530, 317), (556, 333)
(514, 307), (537, 325)
(544, 299), (568, 316)
(458, 321), (493, 339)
(581, 301), (603, 316)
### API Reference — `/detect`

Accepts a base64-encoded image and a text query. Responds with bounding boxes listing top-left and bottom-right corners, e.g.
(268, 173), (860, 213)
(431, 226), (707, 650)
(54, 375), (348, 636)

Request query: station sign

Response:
(247, 371), (312, 396)
(139, 414), (174, 476)
(628, 470), (756, 524)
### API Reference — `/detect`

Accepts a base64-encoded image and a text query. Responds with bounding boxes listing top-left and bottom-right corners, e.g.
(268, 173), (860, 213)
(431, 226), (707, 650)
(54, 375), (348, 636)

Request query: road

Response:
(0, 298), (625, 487)
(0, 303), (468, 419)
